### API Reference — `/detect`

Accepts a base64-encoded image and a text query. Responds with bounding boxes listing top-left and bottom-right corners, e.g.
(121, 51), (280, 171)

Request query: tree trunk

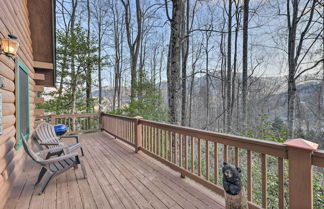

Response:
(226, 0), (233, 133)
(86, 0), (92, 113)
(242, 0), (249, 130)
(181, 0), (189, 127)
(121, 0), (142, 101)
(70, 0), (77, 115)
(232, 1), (239, 131)
(287, 0), (298, 138)
(168, 0), (184, 124)
(98, 24), (102, 111)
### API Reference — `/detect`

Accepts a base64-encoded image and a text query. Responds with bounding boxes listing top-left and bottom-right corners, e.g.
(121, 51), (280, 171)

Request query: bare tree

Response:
(242, 0), (249, 129)
(286, 0), (322, 138)
(226, 0), (233, 132)
(111, 1), (124, 110)
(120, 0), (143, 100)
(92, 0), (110, 111)
(165, 0), (185, 124)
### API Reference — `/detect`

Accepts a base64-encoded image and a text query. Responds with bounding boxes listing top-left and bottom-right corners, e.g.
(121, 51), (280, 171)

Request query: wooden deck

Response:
(4, 132), (225, 209)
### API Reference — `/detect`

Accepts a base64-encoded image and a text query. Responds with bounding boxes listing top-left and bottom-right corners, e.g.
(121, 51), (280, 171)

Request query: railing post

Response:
(134, 116), (143, 153)
(284, 138), (318, 209)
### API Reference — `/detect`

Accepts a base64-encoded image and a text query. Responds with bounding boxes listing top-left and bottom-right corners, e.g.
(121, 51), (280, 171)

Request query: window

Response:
(16, 59), (30, 149)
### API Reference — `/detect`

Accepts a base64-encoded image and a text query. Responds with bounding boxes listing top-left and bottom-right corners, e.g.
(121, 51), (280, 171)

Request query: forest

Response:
(40, 0), (324, 143)
(38, 0), (324, 206)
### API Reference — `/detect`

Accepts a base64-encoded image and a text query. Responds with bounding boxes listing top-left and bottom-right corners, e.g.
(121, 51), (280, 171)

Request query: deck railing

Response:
(101, 113), (324, 209)
(36, 113), (100, 134)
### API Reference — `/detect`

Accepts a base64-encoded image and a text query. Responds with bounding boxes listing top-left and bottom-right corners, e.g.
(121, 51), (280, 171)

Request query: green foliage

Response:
(314, 172), (324, 209)
(109, 74), (169, 122)
(38, 24), (99, 114)
(240, 113), (287, 143)
(238, 113), (323, 208)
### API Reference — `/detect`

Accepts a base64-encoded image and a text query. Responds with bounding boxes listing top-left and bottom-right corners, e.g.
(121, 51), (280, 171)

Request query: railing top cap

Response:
(284, 138), (319, 151)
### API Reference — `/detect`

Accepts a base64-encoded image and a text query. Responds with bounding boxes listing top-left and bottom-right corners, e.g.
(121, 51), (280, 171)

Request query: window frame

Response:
(16, 59), (30, 149)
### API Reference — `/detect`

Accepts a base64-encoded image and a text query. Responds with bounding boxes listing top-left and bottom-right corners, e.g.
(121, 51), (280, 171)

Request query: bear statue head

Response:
(222, 162), (241, 182)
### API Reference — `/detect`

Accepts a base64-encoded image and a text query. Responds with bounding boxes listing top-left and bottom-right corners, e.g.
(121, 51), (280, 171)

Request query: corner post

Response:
(284, 138), (318, 209)
(134, 116), (143, 153)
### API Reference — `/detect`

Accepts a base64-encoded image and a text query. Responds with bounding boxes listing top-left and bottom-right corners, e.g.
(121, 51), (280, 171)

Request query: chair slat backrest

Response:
(36, 122), (58, 142)
(21, 133), (42, 162)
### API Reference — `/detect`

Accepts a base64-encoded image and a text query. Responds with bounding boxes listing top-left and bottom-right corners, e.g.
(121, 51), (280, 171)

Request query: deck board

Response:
(4, 132), (225, 209)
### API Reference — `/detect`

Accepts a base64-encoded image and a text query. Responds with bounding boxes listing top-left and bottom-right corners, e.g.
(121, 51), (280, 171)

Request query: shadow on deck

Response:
(4, 132), (225, 209)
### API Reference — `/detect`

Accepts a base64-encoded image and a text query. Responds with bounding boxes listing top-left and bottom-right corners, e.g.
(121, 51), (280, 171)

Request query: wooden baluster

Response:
(160, 129), (162, 156)
(118, 119), (120, 136)
(235, 147), (240, 167)
(175, 133), (178, 165)
(206, 140), (209, 180)
(146, 125), (148, 149)
(191, 136), (194, 173)
(169, 131), (173, 162)
(154, 128), (157, 154)
(152, 127), (155, 153)
(158, 129), (161, 156)
(126, 121), (128, 141)
(155, 128), (158, 154)
(129, 121), (131, 142)
(130, 121), (132, 142)
(128, 121), (130, 141)
(123, 120), (125, 139)
(142, 125), (145, 148)
(146, 125), (149, 149)
(165, 130), (168, 159)
(148, 126), (151, 151)
(198, 138), (201, 176)
(261, 153), (267, 208)
(278, 157), (284, 209)
(185, 136), (188, 170)
(214, 142), (218, 184)
(164, 130), (167, 159)
(247, 150), (252, 201)
(143, 125), (146, 149)
(151, 126), (154, 152)
(179, 134), (183, 167)
(224, 144), (228, 163)
(116, 118), (118, 136)
(151, 127), (154, 152)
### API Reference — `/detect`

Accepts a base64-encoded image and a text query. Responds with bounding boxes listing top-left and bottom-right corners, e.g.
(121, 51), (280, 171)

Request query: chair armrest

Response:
(59, 135), (79, 143)
(39, 142), (60, 146)
(36, 144), (73, 155)
(38, 152), (79, 165)
(36, 147), (64, 155)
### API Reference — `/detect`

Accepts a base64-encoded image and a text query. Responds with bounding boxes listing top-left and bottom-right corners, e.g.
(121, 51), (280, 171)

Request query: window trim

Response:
(16, 59), (30, 149)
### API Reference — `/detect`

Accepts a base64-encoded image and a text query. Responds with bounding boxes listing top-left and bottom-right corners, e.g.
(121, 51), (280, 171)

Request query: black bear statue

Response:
(222, 162), (248, 209)
(222, 162), (242, 195)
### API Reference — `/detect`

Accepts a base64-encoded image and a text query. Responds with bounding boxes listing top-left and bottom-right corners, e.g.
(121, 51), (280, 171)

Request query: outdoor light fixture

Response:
(0, 35), (19, 57)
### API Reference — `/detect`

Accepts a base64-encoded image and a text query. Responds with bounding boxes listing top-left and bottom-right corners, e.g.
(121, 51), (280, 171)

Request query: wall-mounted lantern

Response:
(0, 35), (19, 57)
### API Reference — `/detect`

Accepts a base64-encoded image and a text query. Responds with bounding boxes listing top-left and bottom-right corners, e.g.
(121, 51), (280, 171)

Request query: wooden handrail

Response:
(51, 113), (99, 118)
(312, 150), (324, 167)
(36, 113), (100, 134)
(140, 119), (288, 158)
(101, 112), (137, 121)
(101, 113), (324, 209)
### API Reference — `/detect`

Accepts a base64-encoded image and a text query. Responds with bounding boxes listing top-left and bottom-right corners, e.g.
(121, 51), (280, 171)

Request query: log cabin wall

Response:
(0, 0), (53, 207)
